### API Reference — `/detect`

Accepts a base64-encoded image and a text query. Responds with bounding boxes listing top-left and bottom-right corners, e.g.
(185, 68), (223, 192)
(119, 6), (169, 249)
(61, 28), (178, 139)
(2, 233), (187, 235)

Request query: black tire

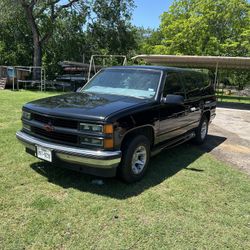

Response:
(193, 115), (208, 145)
(118, 135), (150, 183)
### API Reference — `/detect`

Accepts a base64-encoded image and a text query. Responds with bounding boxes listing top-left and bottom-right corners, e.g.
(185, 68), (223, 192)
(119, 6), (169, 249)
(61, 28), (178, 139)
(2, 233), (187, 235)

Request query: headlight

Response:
(22, 111), (31, 120)
(23, 123), (31, 131)
(79, 123), (103, 133)
(80, 137), (103, 147)
(79, 123), (114, 148)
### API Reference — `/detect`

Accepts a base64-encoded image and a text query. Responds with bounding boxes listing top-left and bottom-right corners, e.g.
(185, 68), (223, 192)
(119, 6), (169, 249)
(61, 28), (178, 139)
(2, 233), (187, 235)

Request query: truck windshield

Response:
(82, 68), (161, 99)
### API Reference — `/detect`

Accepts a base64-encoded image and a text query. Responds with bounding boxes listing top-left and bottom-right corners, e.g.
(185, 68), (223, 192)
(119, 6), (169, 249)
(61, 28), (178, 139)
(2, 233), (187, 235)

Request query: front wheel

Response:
(118, 135), (150, 183)
(193, 115), (208, 144)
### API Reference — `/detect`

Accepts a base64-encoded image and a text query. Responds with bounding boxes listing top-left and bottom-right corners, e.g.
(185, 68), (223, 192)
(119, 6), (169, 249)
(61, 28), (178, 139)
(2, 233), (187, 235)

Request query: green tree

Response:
(42, 7), (89, 78)
(18, 0), (87, 77)
(43, 0), (137, 78)
(0, 0), (88, 76)
(0, 0), (136, 79)
(0, 1), (32, 66)
(86, 0), (137, 56)
(136, 28), (165, 54)
(145, 0), (250, 56)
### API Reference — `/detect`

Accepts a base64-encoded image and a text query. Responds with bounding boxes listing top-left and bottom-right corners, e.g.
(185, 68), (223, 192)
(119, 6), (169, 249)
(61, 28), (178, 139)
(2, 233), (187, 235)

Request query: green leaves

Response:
(87, 0), (137, 55)
(0, 0), (136, 79)
(144, 0), (250, 57)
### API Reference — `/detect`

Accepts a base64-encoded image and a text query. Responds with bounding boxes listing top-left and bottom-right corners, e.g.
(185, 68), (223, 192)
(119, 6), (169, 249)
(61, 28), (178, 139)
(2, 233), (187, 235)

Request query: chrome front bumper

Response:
(16, 131), (121, 169)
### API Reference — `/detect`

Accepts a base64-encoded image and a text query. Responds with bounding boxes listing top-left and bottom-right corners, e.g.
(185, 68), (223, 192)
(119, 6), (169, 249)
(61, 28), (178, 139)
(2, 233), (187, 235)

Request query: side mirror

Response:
(161, 94), (184, 105)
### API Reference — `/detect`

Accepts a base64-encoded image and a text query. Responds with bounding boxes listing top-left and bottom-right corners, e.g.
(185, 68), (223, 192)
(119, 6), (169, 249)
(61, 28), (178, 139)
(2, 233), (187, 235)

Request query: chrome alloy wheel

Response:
(131, 145), (147, 175)
(200, 120), (208, 140)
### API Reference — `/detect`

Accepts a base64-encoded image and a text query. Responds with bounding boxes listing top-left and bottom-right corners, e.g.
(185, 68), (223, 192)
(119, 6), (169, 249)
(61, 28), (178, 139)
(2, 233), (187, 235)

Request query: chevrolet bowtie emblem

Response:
(43, 122), (54, 132)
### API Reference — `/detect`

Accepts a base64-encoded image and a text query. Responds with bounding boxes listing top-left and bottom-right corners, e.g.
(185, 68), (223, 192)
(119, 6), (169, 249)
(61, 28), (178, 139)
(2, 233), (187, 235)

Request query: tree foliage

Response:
(0, 0), (249, 85)
(137, 0), (250, 87)
(87, 0), (137, 56)
(0, 1), (32, 66)
(0, 0), (136, 78)
(142, 0), (250, 56)
(43, 0), (137, 78)
(18, 0), (87, 74)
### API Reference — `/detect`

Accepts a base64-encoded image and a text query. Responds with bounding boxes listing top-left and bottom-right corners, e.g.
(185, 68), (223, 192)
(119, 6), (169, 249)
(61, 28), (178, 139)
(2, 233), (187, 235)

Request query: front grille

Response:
(33, 113), (78, 129)
(31, 127), (78, 144)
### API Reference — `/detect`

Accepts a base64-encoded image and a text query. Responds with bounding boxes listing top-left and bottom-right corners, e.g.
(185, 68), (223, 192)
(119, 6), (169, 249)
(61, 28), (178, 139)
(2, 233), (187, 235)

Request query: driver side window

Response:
(163, 72), (185, 97)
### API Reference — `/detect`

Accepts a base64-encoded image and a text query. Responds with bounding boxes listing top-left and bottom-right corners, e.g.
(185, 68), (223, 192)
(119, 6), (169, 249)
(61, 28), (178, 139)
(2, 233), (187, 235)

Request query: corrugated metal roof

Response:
(132, 55), (250, 70)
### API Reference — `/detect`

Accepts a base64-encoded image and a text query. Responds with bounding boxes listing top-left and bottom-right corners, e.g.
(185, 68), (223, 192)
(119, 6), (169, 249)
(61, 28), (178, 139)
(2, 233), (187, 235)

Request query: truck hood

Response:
(24, 92), (150, 121)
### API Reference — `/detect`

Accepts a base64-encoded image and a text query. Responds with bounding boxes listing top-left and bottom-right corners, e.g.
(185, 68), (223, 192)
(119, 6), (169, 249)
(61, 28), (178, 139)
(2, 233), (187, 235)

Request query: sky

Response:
(132, 0), (174, 29)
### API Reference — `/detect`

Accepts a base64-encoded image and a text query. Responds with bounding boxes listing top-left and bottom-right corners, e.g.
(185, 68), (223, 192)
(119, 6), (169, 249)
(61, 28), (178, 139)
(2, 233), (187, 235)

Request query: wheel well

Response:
(203, 110), (211, 122)
(121, 126), (155, 149)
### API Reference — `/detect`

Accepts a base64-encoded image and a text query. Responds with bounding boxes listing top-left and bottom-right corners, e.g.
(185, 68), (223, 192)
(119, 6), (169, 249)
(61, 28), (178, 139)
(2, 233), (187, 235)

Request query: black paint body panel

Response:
(23, 66), (216, 152)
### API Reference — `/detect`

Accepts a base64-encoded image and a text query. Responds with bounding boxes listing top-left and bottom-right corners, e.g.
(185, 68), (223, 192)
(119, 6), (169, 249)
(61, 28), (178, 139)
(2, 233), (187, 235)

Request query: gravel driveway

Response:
(204, 107), (250, 175)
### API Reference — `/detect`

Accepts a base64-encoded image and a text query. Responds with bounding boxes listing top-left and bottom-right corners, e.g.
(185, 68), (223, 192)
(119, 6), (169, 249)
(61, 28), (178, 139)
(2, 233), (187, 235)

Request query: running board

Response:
(151, 132), (195, 157)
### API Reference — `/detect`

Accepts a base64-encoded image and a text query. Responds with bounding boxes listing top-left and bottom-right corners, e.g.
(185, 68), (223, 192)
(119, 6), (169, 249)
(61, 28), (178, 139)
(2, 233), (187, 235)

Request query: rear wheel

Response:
(193, 115), (208, 144)
(118, 135), (150, 183)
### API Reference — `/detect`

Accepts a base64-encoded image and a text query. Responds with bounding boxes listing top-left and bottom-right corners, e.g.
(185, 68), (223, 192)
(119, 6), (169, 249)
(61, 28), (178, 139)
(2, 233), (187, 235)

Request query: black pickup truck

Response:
(16, 66), (216, 182)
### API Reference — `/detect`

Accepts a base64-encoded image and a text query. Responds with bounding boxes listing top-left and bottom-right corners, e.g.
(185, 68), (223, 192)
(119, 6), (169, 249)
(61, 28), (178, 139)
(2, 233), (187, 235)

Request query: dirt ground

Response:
(204, 106), (250, 175)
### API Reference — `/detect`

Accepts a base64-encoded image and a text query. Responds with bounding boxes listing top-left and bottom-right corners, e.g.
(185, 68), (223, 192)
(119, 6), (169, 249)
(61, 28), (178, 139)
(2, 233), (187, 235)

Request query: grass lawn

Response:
(216, 94), (250, 104)
(0, 90), (249, 249)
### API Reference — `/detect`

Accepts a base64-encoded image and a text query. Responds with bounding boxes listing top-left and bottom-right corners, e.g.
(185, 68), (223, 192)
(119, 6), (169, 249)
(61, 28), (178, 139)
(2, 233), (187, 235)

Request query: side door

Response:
(180, 72), (202, 131)
(158, 71), (189, 143)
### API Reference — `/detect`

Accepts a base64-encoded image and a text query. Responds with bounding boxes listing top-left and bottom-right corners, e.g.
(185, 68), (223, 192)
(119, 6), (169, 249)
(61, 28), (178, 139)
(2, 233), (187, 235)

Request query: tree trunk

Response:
(20, 1), (41, 80)
(20, 0), (81, 80)
(33, 38), (42, 80)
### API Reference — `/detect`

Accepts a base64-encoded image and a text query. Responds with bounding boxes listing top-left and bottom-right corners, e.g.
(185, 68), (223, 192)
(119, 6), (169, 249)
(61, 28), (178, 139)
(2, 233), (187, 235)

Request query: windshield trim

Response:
(81, 67), (164, 101)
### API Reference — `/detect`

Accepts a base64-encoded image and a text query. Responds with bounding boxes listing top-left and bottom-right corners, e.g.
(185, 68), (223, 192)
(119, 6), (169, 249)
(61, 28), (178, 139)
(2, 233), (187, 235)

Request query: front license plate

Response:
(36, 146), (52, 162)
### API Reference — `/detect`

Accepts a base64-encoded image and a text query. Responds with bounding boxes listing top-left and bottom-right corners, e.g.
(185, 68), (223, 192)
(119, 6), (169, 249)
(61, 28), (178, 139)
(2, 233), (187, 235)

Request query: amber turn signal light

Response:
(104, 138), (114, 149)
(103, 124), (113, 134)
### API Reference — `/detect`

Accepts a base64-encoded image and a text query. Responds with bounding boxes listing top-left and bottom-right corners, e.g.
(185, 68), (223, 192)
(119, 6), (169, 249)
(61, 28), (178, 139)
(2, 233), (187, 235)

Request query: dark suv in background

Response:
(17, 66), (216, 183)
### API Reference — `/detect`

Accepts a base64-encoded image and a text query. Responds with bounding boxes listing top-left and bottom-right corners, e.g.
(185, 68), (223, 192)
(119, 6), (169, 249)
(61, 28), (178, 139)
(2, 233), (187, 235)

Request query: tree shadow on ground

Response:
(217, 101), (250, 111)
(30, 134), (226, 200)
